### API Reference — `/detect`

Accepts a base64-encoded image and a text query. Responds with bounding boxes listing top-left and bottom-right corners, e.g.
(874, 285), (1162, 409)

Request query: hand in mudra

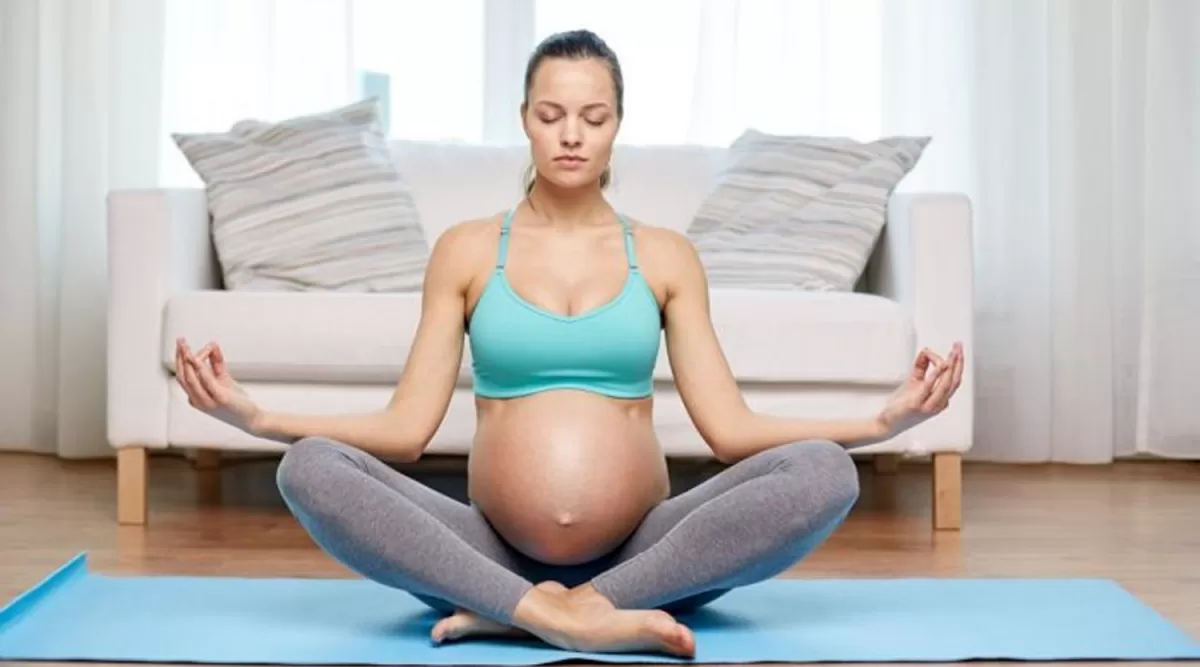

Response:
(876, 342), (964, 437)
(175, 337), (262, 435)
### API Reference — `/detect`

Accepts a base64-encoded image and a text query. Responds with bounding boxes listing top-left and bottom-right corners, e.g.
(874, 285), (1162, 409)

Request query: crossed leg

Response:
(586, 438), (861, 613)
(275, 437), (536, 624)
(275, 437), (698, 654)
(276, 436), (859, 650)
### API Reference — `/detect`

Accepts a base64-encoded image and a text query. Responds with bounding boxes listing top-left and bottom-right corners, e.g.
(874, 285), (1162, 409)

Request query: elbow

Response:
(374, 439), (425, 465)
(709, 441), (749, 466)
(389, 445), (424, 465)
(381, 411), (435, 463)
(709, 446), (738, 466)
(701, 412), (753, 465)
(388, 422), (432, 463)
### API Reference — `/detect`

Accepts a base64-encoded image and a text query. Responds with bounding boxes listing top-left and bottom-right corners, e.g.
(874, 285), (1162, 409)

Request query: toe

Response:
(674, 624), (696, 657)
(431, 615), (464, 644)
(650, 612), (695, 658)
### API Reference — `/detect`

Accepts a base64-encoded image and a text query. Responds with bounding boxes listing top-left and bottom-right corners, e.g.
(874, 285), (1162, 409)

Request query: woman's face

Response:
(522, 57), (620, 192)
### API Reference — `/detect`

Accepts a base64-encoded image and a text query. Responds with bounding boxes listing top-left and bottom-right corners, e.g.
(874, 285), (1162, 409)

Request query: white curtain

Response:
(1, 0), (1196, 462)
(1, 0), (167, 458)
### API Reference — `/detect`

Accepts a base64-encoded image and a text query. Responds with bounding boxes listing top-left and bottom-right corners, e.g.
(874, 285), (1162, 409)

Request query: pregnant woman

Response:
(174, 29), (964, 658)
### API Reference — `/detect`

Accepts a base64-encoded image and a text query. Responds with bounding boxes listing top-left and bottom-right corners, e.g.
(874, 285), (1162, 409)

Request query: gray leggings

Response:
(276, 437), (860, 626)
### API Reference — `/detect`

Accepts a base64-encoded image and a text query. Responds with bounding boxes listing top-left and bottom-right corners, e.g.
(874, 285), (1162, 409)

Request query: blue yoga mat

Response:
(2, 553), (1198, 664)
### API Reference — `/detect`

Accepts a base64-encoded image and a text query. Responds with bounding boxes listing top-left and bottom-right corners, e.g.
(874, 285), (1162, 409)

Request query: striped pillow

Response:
(172, 98), (429, 293)
(687, 129), (930, 291)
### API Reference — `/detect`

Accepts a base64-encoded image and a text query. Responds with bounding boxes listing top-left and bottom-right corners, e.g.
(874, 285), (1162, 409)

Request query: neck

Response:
(526, 179), (608, 228)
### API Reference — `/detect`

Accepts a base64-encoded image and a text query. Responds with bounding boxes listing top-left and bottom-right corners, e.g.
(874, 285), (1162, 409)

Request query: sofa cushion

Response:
(698, 289), (914, 385)
(172, 98), (430, 293)
(162, 291), (433, 385)
(161, 289), (912, 387)
(687, 129), (929, 292)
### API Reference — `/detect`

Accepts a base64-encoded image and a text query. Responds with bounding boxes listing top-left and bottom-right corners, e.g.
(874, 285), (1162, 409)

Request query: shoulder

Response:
(429, 213), (505, 262)
(625, 218), (707, 296)
(628, 218), (703, 272)
(628, 218), (698, 262)
(433, 214), (502, 250)
(424, 213), (504, 285)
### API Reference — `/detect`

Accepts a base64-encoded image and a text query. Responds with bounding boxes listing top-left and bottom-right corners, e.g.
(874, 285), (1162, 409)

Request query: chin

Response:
(540, 171), (602, 191)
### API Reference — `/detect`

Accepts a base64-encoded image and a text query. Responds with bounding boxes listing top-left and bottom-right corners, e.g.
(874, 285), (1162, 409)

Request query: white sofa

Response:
(106, 140), (974, 530)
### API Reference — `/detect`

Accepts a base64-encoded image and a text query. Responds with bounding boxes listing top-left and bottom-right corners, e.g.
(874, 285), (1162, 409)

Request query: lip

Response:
(553, 155), (587, 171)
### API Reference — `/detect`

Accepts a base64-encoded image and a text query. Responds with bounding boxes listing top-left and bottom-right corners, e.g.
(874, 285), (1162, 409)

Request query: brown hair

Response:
(521, 29), (623, 197)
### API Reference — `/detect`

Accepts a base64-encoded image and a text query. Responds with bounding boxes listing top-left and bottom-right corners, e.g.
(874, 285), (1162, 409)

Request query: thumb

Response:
(209, 343), (229, 375)
(911, 349), (933, 380)
(919, 359), (943, 397)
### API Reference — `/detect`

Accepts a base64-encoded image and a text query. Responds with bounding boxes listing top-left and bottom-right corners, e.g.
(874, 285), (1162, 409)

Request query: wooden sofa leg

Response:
(932, 452), (962, 531)
(117, 446), (148, 526)
(873, 453), (901, 474)
(193, 448), (221, 470)
(193, 448), (223, 505)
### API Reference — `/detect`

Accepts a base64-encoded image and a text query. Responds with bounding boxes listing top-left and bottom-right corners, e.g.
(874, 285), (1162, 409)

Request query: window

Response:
(157, 0), (892, 179)
(352, 0), (486, 142)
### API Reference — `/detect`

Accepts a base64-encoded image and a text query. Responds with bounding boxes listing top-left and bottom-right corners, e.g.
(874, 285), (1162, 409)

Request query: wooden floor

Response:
(1, 450), (1198, 666)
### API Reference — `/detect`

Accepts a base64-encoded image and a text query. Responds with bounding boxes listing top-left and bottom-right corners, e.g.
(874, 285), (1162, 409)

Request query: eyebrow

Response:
(534, 101), (611, 112)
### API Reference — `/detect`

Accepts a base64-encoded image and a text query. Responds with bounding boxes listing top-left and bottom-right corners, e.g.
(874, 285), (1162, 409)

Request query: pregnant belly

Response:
(468, 390), (670, 566)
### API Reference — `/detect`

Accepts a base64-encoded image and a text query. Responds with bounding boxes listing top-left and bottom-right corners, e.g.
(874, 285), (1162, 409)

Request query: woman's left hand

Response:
(875, 342), (964, 438)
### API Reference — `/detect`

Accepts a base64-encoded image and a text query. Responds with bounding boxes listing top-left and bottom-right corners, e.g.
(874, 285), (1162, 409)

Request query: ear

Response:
(519, 102), (531, 139)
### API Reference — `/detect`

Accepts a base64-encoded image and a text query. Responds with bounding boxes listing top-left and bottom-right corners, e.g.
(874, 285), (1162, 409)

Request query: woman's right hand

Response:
(175, 337), (264, 435)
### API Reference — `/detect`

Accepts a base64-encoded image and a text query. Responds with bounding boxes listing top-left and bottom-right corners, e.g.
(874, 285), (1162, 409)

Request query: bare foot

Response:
(566, 606), (695, 658)
(512, 582), (696, 658)
(431, 581), (567, 644)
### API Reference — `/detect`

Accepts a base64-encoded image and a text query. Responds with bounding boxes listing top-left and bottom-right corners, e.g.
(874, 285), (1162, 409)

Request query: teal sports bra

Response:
(467, 205), (663, 399)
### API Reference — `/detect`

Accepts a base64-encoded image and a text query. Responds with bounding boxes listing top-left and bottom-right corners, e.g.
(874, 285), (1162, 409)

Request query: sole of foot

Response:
(431, 581), (567, 644)
(577, 607), (695, 658)
(543, 583), (695, 658)
(434, 581), (695, 659)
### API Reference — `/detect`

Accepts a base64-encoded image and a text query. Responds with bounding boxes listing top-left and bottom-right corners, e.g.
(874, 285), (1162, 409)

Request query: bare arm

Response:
(654, 229), (890, 464)
(251, 222), (484, 461)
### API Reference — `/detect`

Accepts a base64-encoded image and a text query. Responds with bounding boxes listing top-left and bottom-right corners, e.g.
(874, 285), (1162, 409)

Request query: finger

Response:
(951, 344), (965, 392)
(922, 370), (952, 412)
(181, 344), (215, 407)
(191, 352), (225, 400)
(195, 343), (221, 373)
(181, 360), (213, 407)
(174, 342), (187, 391)
(940, 345), (963, 397)
(921, 352), (948, 388)
(193, 348), (215, 373)
(209, 343), (228, 376)
(911, 349), (934, 379)
(924, 355), (957, 411)
(921, 357), (952, 407)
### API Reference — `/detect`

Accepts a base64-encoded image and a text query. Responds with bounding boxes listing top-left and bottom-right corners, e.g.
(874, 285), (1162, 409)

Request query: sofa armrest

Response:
(106, 189), (220, 449)
(863, 192), (975, 455)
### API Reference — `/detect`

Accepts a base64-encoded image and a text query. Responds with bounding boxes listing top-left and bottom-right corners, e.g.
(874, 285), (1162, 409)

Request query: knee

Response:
(776, 439), (860, 512)
(276, 436), (347, 503)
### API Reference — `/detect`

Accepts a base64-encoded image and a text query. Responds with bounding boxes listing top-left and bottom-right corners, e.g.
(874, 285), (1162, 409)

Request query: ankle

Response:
(566, 582), (617, 611)
(511, 585), (576, 636)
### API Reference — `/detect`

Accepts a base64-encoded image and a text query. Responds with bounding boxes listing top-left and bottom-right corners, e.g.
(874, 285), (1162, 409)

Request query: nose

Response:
(560, 118), (583, 149)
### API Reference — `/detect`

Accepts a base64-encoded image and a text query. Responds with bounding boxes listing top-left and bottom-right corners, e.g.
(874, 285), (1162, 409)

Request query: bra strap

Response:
(496, 205), (516, 270)
(619, 215), (639, 270)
